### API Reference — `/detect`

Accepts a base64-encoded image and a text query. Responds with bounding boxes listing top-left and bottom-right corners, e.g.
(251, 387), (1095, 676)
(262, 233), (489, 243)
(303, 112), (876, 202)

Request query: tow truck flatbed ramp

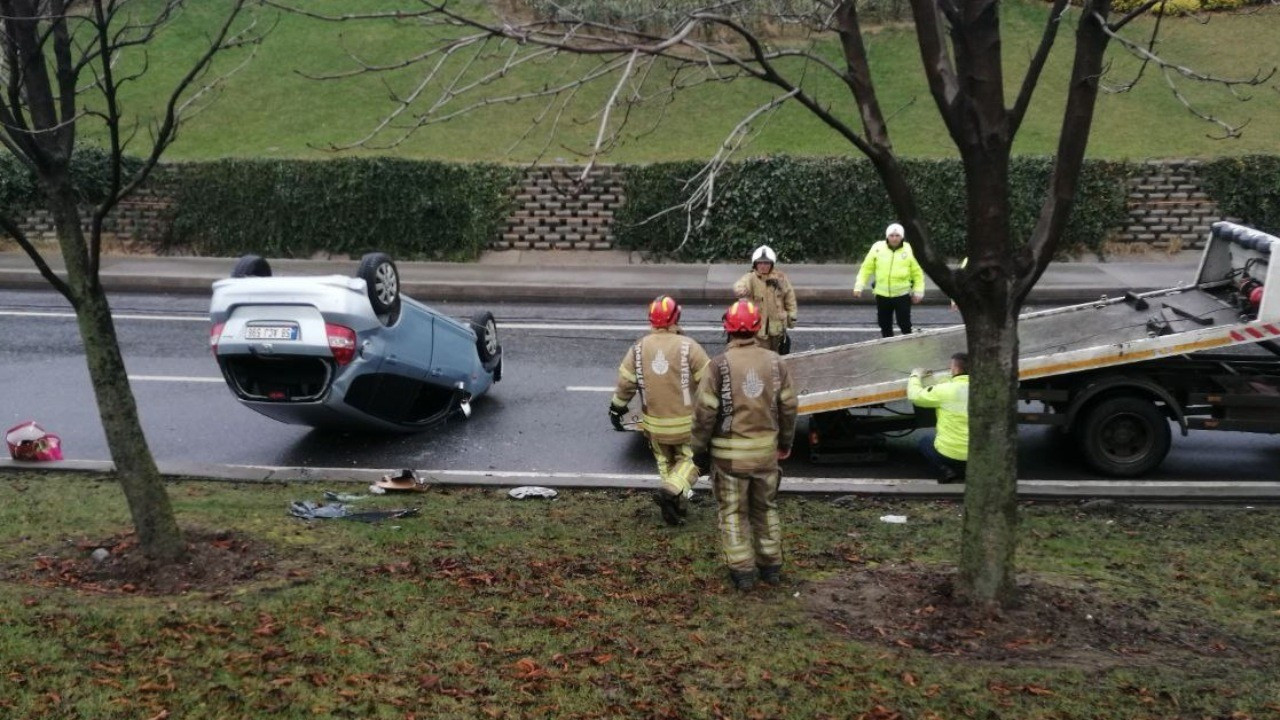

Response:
(789, 221), (1280, 416)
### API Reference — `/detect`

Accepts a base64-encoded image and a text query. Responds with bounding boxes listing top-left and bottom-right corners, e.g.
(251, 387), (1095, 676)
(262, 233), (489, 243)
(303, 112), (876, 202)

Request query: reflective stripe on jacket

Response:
(854, 240), (925, 298)
(611, 328), (711, 444)
(907, 374), (969, 461)
(691, 338), (799, 472)
(733, 270), (797, 339)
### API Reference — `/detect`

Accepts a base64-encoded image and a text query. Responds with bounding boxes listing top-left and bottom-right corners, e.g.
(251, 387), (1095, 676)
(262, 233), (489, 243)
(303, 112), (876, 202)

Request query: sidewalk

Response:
(0, 248), (1204, 305)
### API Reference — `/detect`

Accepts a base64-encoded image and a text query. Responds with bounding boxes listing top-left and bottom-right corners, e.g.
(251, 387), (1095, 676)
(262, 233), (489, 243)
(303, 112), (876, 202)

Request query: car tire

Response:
(470, 310), (500, 365)
(357, 252), (401, 323)
(1075, 395), (1171, 478)
(231, 254), (271, 278)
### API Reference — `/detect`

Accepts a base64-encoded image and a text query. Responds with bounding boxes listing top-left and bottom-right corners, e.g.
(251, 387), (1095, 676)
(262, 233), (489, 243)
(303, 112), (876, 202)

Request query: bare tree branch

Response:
(905, 0), (961, 133)
(107, 1), (256, 217)
(1101, 11), (1274, 88)
(0, 210), (73, 298)
(1009, 0), (1070, 136)
(665, 87), (798, 255)
(580, 49), (639, 182)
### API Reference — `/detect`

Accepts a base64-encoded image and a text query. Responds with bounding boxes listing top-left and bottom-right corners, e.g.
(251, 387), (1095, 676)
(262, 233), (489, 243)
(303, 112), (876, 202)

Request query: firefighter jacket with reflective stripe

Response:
(907, 373), (969, 461)
(611, 328), (711, 444)
(854, 240), (925, 298)
(692, 338), (799, 472)
(733, 269), (797, 340)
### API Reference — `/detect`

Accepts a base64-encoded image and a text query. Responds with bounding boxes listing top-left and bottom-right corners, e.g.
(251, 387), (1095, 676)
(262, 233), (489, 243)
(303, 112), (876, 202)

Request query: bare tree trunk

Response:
(49, 188), (185, 563)
(958, 309), (1021, 609)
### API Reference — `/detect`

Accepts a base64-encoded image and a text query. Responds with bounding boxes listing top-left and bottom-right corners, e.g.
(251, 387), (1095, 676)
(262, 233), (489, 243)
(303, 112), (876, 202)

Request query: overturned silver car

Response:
(209, 253), (501, 432)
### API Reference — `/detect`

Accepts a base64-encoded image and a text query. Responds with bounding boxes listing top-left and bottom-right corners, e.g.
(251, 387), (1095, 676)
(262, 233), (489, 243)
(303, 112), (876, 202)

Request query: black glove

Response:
(608, 407), (626, 432)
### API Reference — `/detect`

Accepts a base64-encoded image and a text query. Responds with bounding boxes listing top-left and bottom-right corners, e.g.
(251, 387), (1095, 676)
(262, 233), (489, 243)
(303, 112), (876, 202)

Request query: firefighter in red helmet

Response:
(691, 300), (798, 591)
(610, 295), (711, 526)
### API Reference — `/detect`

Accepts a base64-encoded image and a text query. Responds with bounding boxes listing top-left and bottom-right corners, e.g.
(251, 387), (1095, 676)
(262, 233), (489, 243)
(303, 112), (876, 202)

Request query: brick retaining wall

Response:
(2, 161), (1234, 254)
(1116, 159), (1224, 252)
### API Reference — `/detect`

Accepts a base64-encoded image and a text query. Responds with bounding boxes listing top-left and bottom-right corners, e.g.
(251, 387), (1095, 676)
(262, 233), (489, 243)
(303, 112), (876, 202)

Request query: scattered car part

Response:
(508, 486), (558, 500)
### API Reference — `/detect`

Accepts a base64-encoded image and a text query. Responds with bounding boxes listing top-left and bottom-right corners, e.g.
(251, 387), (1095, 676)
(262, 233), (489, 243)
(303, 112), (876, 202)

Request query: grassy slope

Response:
(98, 1), (1280, 163)
(1, 474), (1277, 718)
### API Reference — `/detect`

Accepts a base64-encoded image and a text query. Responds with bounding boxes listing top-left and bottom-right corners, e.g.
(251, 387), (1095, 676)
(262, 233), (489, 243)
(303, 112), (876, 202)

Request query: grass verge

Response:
(1, 472), (1278, 719)
(95, 0), (1280, 161)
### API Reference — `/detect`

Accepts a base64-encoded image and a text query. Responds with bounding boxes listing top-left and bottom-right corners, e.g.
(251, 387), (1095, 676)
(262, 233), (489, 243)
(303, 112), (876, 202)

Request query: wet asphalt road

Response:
(2, 288), (1279, 482)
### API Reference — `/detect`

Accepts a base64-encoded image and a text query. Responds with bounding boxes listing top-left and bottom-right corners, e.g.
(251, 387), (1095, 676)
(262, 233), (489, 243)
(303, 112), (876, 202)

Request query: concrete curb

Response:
(0, 262), (1192, 306)
(5, 460), (1277, 503)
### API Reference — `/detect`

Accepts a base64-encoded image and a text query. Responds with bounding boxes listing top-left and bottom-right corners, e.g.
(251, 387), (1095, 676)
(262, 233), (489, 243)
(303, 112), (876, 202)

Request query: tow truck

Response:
(795, 221), (1280, 477)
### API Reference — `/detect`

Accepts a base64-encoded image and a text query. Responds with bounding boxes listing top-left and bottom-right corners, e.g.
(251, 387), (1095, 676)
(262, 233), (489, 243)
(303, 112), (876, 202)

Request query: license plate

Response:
(244, 324), (299, 341)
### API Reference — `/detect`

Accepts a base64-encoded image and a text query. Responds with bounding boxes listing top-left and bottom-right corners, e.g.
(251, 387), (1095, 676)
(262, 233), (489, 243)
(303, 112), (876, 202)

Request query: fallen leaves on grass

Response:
(807, 566), (1271, 669)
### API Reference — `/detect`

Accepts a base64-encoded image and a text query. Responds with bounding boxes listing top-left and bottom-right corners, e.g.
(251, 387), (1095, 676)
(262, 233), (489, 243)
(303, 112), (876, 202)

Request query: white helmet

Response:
(751, 245), (777, 265)
(885, 223), (905, 238)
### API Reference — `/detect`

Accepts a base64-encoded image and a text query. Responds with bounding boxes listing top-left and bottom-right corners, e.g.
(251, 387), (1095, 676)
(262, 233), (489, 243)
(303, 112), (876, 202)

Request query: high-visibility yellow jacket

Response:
(854, 240), (925, 299)
(733, 269), (797, 340)
(691, 338), (799, 472)
(611, 328), (711, 444)
(907, 373), (969, 461)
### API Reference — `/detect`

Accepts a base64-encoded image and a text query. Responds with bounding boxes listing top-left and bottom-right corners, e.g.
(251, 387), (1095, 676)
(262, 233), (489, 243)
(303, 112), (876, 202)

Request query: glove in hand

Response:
(608, 407), (626, 432)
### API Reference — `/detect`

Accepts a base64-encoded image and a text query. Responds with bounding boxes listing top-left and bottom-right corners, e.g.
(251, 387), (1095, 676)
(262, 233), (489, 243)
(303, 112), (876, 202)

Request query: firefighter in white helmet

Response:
(692, 299), (798, 591)
(609, 295), (712, 526)
(733, 244), (797, 354)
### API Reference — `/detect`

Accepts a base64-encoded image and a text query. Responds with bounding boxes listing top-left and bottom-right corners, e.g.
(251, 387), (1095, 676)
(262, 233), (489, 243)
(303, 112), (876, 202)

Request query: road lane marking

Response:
(567, 386), (615, 392)
(496, 322), (894, 333)
(129, 375), (223, 383)
(0, 309), (206, 322)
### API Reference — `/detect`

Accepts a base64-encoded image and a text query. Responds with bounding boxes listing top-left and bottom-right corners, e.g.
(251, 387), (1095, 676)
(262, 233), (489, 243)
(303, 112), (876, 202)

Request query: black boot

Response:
(653, 491), (683, 526)
(729, 569), (757, 592)
(674, 492), (689, 518)
(939, 468), (965, 484)
(758, 565), (784, 586)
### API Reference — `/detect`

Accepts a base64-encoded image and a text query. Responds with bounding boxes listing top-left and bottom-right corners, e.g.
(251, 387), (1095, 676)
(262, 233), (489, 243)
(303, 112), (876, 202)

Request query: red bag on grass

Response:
(6, 421), (63, 461)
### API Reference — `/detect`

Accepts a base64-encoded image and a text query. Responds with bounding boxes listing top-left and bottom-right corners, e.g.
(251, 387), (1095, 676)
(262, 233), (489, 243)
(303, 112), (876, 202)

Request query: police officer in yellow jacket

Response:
(854, 223), (925, 337)
(907, 352), (969, 484)
(733, 245), (797, 354)
(692, 300), (799, 591)
(610, 295), (712, 525)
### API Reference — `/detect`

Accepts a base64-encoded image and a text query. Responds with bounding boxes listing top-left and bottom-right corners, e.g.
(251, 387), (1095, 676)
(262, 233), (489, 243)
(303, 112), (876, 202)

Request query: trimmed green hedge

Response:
(159, 158), (521, 261)
(0, 147), (141, 213)
(1200, 155), (1280, 236)
(615, 156), (1133, 262)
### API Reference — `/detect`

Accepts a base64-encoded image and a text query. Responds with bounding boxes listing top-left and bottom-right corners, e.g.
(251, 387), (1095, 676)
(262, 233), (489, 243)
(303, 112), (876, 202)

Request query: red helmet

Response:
(723, 299), (762, 334)
(648, 295), (681, 328)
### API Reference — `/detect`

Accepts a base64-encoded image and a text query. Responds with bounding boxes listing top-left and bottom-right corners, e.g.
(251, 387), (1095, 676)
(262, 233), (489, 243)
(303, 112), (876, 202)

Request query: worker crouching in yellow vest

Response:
(733, 244), (797, 354)
(692, 300), (799, 591)
(907, 352), (970, 484)
(609, 295), (711, 526)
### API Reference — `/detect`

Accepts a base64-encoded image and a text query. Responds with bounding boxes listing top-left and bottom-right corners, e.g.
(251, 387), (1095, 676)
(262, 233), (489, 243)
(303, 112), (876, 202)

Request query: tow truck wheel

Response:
(1076, 395), (1171, 477)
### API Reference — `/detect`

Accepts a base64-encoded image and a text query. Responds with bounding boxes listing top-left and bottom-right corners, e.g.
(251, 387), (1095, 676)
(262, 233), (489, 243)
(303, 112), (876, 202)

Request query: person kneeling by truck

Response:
(907, 353), (969, 484)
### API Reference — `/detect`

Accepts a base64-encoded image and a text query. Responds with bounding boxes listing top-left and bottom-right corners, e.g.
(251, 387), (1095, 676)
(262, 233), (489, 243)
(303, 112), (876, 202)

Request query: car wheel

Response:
(1075, 395), (1171, 477)
(470, 310), (500, 364)
(357, 252), (401, 322)
(231, 254), (271, 278)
